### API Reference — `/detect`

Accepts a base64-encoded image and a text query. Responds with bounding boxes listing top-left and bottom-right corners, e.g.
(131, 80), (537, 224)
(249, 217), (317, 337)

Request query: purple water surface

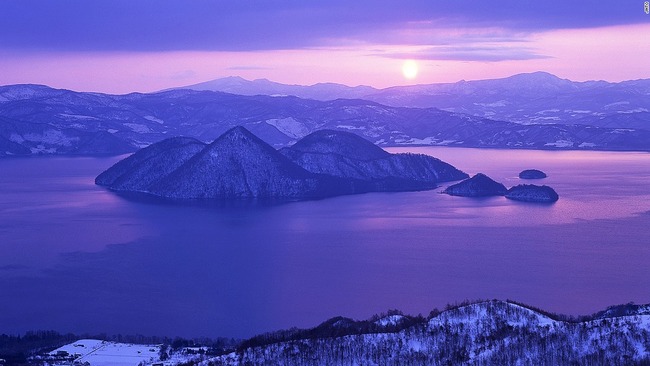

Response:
(0, 148), (649, 338)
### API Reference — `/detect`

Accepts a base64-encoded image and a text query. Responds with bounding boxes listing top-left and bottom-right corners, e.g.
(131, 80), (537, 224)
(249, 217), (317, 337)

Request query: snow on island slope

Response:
(97, 126), (468, 200)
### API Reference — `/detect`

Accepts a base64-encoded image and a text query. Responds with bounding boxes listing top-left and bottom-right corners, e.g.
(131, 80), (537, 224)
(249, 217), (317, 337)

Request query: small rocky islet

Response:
(443, 171), (559, 203)
(442, 173), (507, 197)
(505, 184), (559, 203)
(519, 169), (548, 179)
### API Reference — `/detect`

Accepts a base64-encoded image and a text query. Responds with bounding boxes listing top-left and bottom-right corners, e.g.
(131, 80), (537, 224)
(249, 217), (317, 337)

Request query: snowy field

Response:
(49, 339), (161, 366)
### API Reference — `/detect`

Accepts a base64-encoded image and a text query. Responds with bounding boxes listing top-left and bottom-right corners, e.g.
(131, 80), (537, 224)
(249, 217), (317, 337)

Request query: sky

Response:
(1, 0), (649, 93)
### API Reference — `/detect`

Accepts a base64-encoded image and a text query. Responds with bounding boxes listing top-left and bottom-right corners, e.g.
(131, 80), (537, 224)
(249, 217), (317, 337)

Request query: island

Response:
(519, 169), (548, 179)
(505, 184), (559, 203)
(96, 126), (468, 200)
(442, 173), (508, 197)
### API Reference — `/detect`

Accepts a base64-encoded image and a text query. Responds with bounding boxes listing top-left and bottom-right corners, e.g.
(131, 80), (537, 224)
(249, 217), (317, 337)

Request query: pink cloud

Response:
(0, 23), (648, 93)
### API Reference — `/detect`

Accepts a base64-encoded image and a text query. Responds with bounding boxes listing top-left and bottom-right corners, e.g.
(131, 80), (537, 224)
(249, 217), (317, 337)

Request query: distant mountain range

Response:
(179, 72), (650, 130)
(96, 127), (467, 200)
(1, 72), (650, 157)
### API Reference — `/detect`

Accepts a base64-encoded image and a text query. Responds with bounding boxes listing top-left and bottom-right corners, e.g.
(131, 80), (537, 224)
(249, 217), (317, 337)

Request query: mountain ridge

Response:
(176, 71), (650, 131)
(204, 299), (650, 366)
(2, 77), (650, 157)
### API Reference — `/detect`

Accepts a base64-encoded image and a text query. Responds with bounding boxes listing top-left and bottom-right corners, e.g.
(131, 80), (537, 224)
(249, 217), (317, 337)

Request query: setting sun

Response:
(402, 59), (419, 80)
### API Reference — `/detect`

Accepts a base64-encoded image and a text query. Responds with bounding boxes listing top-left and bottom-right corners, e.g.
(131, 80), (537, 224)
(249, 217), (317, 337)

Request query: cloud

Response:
(227, 66), (274, 71)
(0, 0), (645, 53)
(377, 45), (552, 62)
(170, 70), (197, 80)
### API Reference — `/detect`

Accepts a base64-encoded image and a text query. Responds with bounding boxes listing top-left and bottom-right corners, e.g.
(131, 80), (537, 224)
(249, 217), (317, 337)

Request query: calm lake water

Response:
(1, 147), (649, 338)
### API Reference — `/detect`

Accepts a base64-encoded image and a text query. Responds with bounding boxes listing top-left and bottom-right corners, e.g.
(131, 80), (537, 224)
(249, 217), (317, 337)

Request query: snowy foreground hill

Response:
(37, 300), (650, 366)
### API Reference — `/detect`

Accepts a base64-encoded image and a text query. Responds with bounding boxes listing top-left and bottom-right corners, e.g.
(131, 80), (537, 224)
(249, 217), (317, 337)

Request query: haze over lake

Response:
(1, 147), (649, 338)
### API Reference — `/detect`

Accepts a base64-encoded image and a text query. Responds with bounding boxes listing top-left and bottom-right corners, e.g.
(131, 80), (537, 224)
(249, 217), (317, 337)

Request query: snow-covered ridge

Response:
(2, 81), (650, 157)
(30, 300), (650, 365)
(206, 299), (650, 366)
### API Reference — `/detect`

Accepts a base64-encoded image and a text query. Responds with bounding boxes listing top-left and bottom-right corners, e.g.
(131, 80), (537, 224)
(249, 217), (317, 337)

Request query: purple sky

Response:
(1, 0), (649, 93)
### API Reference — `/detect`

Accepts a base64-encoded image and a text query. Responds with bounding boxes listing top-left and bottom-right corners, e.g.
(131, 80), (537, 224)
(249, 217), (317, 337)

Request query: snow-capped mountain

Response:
(2, 82), (650, 157)
(203, 300), (650, 366)
(176, 76), (377, 101)
(179, 72), (650, 131)
(96, 127), (467, 200)
(368, 72), (650, 130)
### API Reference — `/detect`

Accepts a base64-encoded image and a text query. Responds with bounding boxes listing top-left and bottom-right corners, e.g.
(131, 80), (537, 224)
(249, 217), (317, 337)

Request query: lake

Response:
(1, 147), (649, 339)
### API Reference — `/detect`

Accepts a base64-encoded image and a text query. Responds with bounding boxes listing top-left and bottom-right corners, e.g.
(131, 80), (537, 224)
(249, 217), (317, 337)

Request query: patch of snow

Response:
(611, 128), (634, 134)
(396, 136), (442, 145)
(24, 130), (79, 146)
(579, 142), (597, 148)
(565, 110), (592, 114)
(474, 100), (507, 107)
(408, 339), (424, 352)
(50, 339), (161, 366)
(544, 140), (574, 148)
(507, 303), (558, 327)
(144, 115), (165, 124)
(536, 109), (560, 114)
(30, 145), (57, 154)
(531, 116), (561, 121)
(604, 101), (630, 108)
(58, 113), (99, 120)
(124, 123), (152, 133)
(364, 104), (396, 116)
(341, 106), (364, 115)
(107, 129), (119, 133)
(617, 108), (649, 114)
(434, 139), (458, 145)
(132, 141), (151, 148)
(265, 117), (309, 139)
(336, 125), (366, 130)
(50, 339), (105, 357)
(375, 314), (406, 327)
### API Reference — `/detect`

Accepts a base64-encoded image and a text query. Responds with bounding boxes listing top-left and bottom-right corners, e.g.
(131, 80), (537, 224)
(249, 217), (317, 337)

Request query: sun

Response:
(402, 60), (419, 80)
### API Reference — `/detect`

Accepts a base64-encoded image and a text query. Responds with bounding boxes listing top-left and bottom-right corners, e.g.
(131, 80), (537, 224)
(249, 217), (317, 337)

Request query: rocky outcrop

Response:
(506, 184), (559, 203)
(519, 169), (547, 179)
(443, 173), (507, 197)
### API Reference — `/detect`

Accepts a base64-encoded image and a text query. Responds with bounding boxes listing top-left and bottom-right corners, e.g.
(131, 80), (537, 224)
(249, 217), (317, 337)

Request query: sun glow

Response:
(402, 60), (418, 80)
